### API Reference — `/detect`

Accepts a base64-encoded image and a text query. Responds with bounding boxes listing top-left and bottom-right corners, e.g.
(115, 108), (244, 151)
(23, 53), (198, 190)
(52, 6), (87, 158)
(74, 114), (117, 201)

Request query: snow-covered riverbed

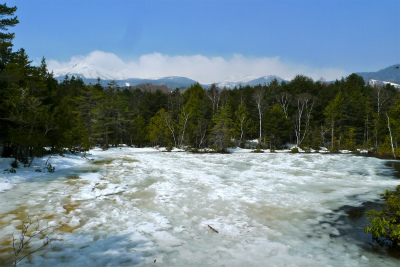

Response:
(1, 148), (400, 266)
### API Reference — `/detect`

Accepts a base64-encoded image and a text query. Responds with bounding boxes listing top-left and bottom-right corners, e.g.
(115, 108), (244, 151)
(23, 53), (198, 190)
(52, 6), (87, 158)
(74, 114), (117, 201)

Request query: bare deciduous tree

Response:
(374, 84), (391, 115)
(293, 93), (314, 146)
(178, 110), (190, 148)
(276, 92), (291, 119)
(163, 111), (178, 148)
(253, 88), (266, 145)
(206, 84), (221, 116)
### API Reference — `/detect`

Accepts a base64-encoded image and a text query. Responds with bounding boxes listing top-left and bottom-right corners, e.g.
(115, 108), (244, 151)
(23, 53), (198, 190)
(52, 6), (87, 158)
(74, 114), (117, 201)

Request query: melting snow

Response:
(0, 148), (399, 266)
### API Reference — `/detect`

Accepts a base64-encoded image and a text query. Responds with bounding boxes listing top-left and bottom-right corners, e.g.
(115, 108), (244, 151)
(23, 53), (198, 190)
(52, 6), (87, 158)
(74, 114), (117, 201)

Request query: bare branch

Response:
(11, 216), (57, 267)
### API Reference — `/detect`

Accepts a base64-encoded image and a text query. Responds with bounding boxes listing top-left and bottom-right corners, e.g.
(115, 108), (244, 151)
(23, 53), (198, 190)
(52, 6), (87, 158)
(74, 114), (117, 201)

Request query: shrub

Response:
(45, 162), (55, 173)
(190, 147), (199, 153)
(291, 147), (299, 153)
(11, 160), (19, 169)
(11, 216), (56, 267)
(365, 185), (400, 247)
(4, 168), (16, 174)
(166, 144), (173, 152)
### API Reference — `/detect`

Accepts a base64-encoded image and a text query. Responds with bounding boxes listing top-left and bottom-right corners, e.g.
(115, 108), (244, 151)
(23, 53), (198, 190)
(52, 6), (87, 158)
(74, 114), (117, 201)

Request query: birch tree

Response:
(293, 93), (314, 146)
(235, 103), (253, 147)
(276, 92), (291, 118)
(253, 87), (266, 145)
(206, 84), (221, 116)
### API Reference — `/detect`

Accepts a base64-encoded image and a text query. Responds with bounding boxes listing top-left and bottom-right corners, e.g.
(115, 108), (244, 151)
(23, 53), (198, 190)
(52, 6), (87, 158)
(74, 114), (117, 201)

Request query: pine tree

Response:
(149, 108), (169, 146)
(0, 4), (19, 153)
(0, 3), (19, 71)
(324, 91), (344, 151)
(264, 103), (291, 149)
(211, 103), (233, 152)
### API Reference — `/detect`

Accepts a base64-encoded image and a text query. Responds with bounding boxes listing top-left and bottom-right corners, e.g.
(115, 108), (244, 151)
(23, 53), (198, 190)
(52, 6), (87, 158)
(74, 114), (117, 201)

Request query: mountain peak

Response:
(52, 61), (123, 80)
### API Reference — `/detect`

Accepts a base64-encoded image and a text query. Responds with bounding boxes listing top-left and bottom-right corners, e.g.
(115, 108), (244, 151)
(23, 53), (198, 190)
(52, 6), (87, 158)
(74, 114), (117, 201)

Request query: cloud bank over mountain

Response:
(48, 50), (347, 83)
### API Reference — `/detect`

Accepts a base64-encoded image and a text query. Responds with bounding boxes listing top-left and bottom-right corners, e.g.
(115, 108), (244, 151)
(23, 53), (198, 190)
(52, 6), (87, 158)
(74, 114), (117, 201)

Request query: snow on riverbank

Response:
(0, 147), (166, 193)
(0, 153), (90, 193)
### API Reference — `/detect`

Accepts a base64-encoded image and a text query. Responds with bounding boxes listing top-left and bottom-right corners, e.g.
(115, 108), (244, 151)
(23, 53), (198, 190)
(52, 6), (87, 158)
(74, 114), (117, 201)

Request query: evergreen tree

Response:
(149, 108), (169, 146)
(0, 3), (18, 71)
(211, 103), (233, 152)
(324, 91), (344, 151)
(179, 83), (208, 147)
(264, 103), (291, 149)
(74, 85), (102, 147)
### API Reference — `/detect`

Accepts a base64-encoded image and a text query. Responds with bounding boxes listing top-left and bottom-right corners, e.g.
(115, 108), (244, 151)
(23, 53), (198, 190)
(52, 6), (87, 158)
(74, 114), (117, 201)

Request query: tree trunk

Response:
(387, 113), (396, 159)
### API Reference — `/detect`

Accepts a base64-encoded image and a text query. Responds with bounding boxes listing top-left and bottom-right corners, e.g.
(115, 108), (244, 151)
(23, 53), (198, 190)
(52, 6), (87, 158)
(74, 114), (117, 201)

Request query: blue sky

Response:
(10, 0), (400, 82)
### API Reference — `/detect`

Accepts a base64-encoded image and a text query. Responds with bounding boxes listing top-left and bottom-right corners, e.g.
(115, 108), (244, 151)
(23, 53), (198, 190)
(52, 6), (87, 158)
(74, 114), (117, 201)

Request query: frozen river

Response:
(1, 148), (400, 266)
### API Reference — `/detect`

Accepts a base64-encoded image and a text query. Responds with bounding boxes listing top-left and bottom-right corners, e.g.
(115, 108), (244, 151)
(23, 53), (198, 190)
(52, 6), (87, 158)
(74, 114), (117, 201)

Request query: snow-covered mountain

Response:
(357, 64), (400, 87)
(52, 61), (287, 88)
(368, 79), (400, 89)
(52, 62), (126, 81)
(52, 61), (400, 89)
(213, 75), (284, 88)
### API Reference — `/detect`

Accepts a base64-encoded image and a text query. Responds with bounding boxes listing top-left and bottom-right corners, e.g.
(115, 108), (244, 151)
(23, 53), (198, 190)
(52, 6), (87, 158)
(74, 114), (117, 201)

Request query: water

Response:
(1, 149), (399, 266)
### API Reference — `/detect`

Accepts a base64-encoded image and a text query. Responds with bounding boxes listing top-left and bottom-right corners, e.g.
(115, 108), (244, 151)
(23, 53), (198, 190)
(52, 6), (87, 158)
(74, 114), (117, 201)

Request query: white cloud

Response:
(48, 51), (347, 83)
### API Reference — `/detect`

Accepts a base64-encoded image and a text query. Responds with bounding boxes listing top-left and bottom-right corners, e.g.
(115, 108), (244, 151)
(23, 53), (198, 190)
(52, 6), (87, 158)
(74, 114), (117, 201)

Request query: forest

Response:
(1, 4), (400, 166)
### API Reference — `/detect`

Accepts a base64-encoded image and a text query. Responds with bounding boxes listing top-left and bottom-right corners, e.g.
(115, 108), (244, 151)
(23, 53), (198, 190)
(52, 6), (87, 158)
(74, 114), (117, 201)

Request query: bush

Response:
(11, 160), (19, 169)
(190, 147), (199, 153)
(291, 147), (299, 153)
(4, 168), (16, 174)
(11, 216), (56, 267)
(45, 162), (55, 173)
(365, 185), (400, 247)
(166, 144), (173, 152)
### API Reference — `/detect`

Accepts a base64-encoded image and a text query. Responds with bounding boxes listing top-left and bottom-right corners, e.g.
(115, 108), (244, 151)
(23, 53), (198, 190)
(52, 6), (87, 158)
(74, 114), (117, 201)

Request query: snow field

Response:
(0, 148), (399, 266)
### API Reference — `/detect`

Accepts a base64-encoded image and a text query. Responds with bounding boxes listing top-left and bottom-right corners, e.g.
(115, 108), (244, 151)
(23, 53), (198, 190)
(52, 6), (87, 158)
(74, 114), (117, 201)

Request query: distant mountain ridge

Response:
(52, 61), (400, 89)
(54, 72), (286, 89)
(54, 75), (201, 89)
(356, 64), (400, 85)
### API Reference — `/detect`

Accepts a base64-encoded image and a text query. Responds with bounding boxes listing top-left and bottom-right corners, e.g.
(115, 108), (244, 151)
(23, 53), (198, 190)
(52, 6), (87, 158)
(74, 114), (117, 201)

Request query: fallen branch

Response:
(208, 225), (219, 233)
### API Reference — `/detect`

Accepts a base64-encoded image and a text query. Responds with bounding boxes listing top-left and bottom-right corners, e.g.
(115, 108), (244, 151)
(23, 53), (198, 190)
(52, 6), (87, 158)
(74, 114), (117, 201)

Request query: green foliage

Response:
(291, 147), (299, 153)
(365, 185), (400, 247)
(149, 108), (169, 146)
(264, 103), (291, 149)
(166, 143), (173, 152)
(324, 90), (344, 151)
(0, 3), (19, 70)
(211, 103), (234, 152)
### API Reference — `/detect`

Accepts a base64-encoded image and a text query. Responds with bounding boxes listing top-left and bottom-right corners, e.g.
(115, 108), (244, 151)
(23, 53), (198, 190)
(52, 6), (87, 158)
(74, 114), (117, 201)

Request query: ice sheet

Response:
(1, 148), (399, 266)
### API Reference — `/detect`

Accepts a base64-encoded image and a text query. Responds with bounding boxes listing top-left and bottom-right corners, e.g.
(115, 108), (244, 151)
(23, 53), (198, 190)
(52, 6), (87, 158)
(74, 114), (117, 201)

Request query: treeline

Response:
(1, 4), (400, 165)
(2, 69), (400, 158)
